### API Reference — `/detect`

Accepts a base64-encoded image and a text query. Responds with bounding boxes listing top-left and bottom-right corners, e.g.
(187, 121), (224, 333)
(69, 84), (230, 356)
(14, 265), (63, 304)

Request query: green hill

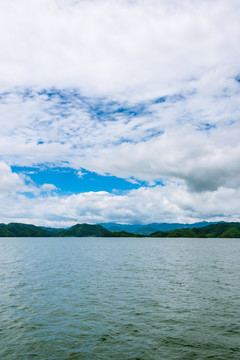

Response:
(150, 222), (240, 238)
(58, 223), (111, 237)
(0, 223), (51, 237)
(219, 226), (240, 238)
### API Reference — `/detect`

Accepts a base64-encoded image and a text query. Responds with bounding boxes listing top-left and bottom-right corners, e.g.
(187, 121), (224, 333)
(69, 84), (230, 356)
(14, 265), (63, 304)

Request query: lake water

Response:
(0, 237), (239, 360)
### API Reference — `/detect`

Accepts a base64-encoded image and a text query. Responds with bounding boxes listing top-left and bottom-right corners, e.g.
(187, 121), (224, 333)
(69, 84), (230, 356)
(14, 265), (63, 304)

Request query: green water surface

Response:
(0, 237), (239, 359)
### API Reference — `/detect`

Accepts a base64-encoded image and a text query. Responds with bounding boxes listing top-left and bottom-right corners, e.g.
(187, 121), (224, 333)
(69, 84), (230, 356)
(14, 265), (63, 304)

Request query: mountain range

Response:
(0, 221), (240, 238)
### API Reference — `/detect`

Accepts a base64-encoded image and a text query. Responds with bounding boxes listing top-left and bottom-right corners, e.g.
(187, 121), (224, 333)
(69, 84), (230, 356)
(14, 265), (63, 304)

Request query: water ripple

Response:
(0, 237), (240, 359)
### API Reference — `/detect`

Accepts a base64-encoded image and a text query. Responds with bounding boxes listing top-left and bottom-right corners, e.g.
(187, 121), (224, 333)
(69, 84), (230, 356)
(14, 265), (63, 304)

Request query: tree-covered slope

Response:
(40, 226), (64, 236)
(0, 223), (51, 237)
(58, 223), (111, 237)
(104, 230), (139, 237)
(150, 222), (240, 238)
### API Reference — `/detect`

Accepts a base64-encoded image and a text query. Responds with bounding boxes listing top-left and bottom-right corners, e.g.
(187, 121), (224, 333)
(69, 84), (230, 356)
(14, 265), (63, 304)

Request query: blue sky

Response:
(12, 165), (155, 195)
(0, 0), (240, 227)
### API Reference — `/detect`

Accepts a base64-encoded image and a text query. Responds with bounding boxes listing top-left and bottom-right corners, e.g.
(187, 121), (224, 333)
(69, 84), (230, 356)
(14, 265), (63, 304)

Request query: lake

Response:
(0, 237), (239, 359)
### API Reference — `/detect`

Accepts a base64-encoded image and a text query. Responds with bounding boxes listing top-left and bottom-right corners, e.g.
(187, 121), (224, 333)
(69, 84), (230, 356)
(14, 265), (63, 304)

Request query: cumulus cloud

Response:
(0, 162), (25, 194)
(1, 183), (240, 227)
(80, 122), (240, 192)
(0, 161), (57, 198)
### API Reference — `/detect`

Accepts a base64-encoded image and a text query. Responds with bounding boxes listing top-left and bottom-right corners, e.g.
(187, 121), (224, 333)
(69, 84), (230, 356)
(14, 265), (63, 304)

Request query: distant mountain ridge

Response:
(0, 221), (240, 238)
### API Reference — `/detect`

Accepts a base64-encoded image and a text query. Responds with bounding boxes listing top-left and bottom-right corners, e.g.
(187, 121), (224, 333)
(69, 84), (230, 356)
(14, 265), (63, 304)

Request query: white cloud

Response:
(40, 183), (58, 192)
(0, 87), (240, 194)
(77, 169), (86, 178)
(0, 161), (58, 198)
(0, 162), (25, 194)
(0, 0), (240, 98)
(1, 183), (240, 227)
(76, 122), (240, 192)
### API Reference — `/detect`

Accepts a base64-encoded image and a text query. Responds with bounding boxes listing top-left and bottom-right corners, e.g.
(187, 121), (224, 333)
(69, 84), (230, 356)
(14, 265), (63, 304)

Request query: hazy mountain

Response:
(40, 226), (64, 236)
(99, 222), (217, 235)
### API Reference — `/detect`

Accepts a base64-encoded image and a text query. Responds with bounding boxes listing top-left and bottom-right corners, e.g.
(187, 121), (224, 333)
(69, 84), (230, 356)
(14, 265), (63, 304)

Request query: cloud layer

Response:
(0, 0), (240, 225)
(1, 0), (240, 97)
(1, 169), (240, 227)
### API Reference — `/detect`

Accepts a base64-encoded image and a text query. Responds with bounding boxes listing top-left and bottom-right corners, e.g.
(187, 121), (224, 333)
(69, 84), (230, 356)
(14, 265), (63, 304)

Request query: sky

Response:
(0, 0), (240, 227)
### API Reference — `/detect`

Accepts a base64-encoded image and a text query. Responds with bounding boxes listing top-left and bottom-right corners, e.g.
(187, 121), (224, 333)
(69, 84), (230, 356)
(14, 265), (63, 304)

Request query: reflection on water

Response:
(0, 237), (240, 359)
